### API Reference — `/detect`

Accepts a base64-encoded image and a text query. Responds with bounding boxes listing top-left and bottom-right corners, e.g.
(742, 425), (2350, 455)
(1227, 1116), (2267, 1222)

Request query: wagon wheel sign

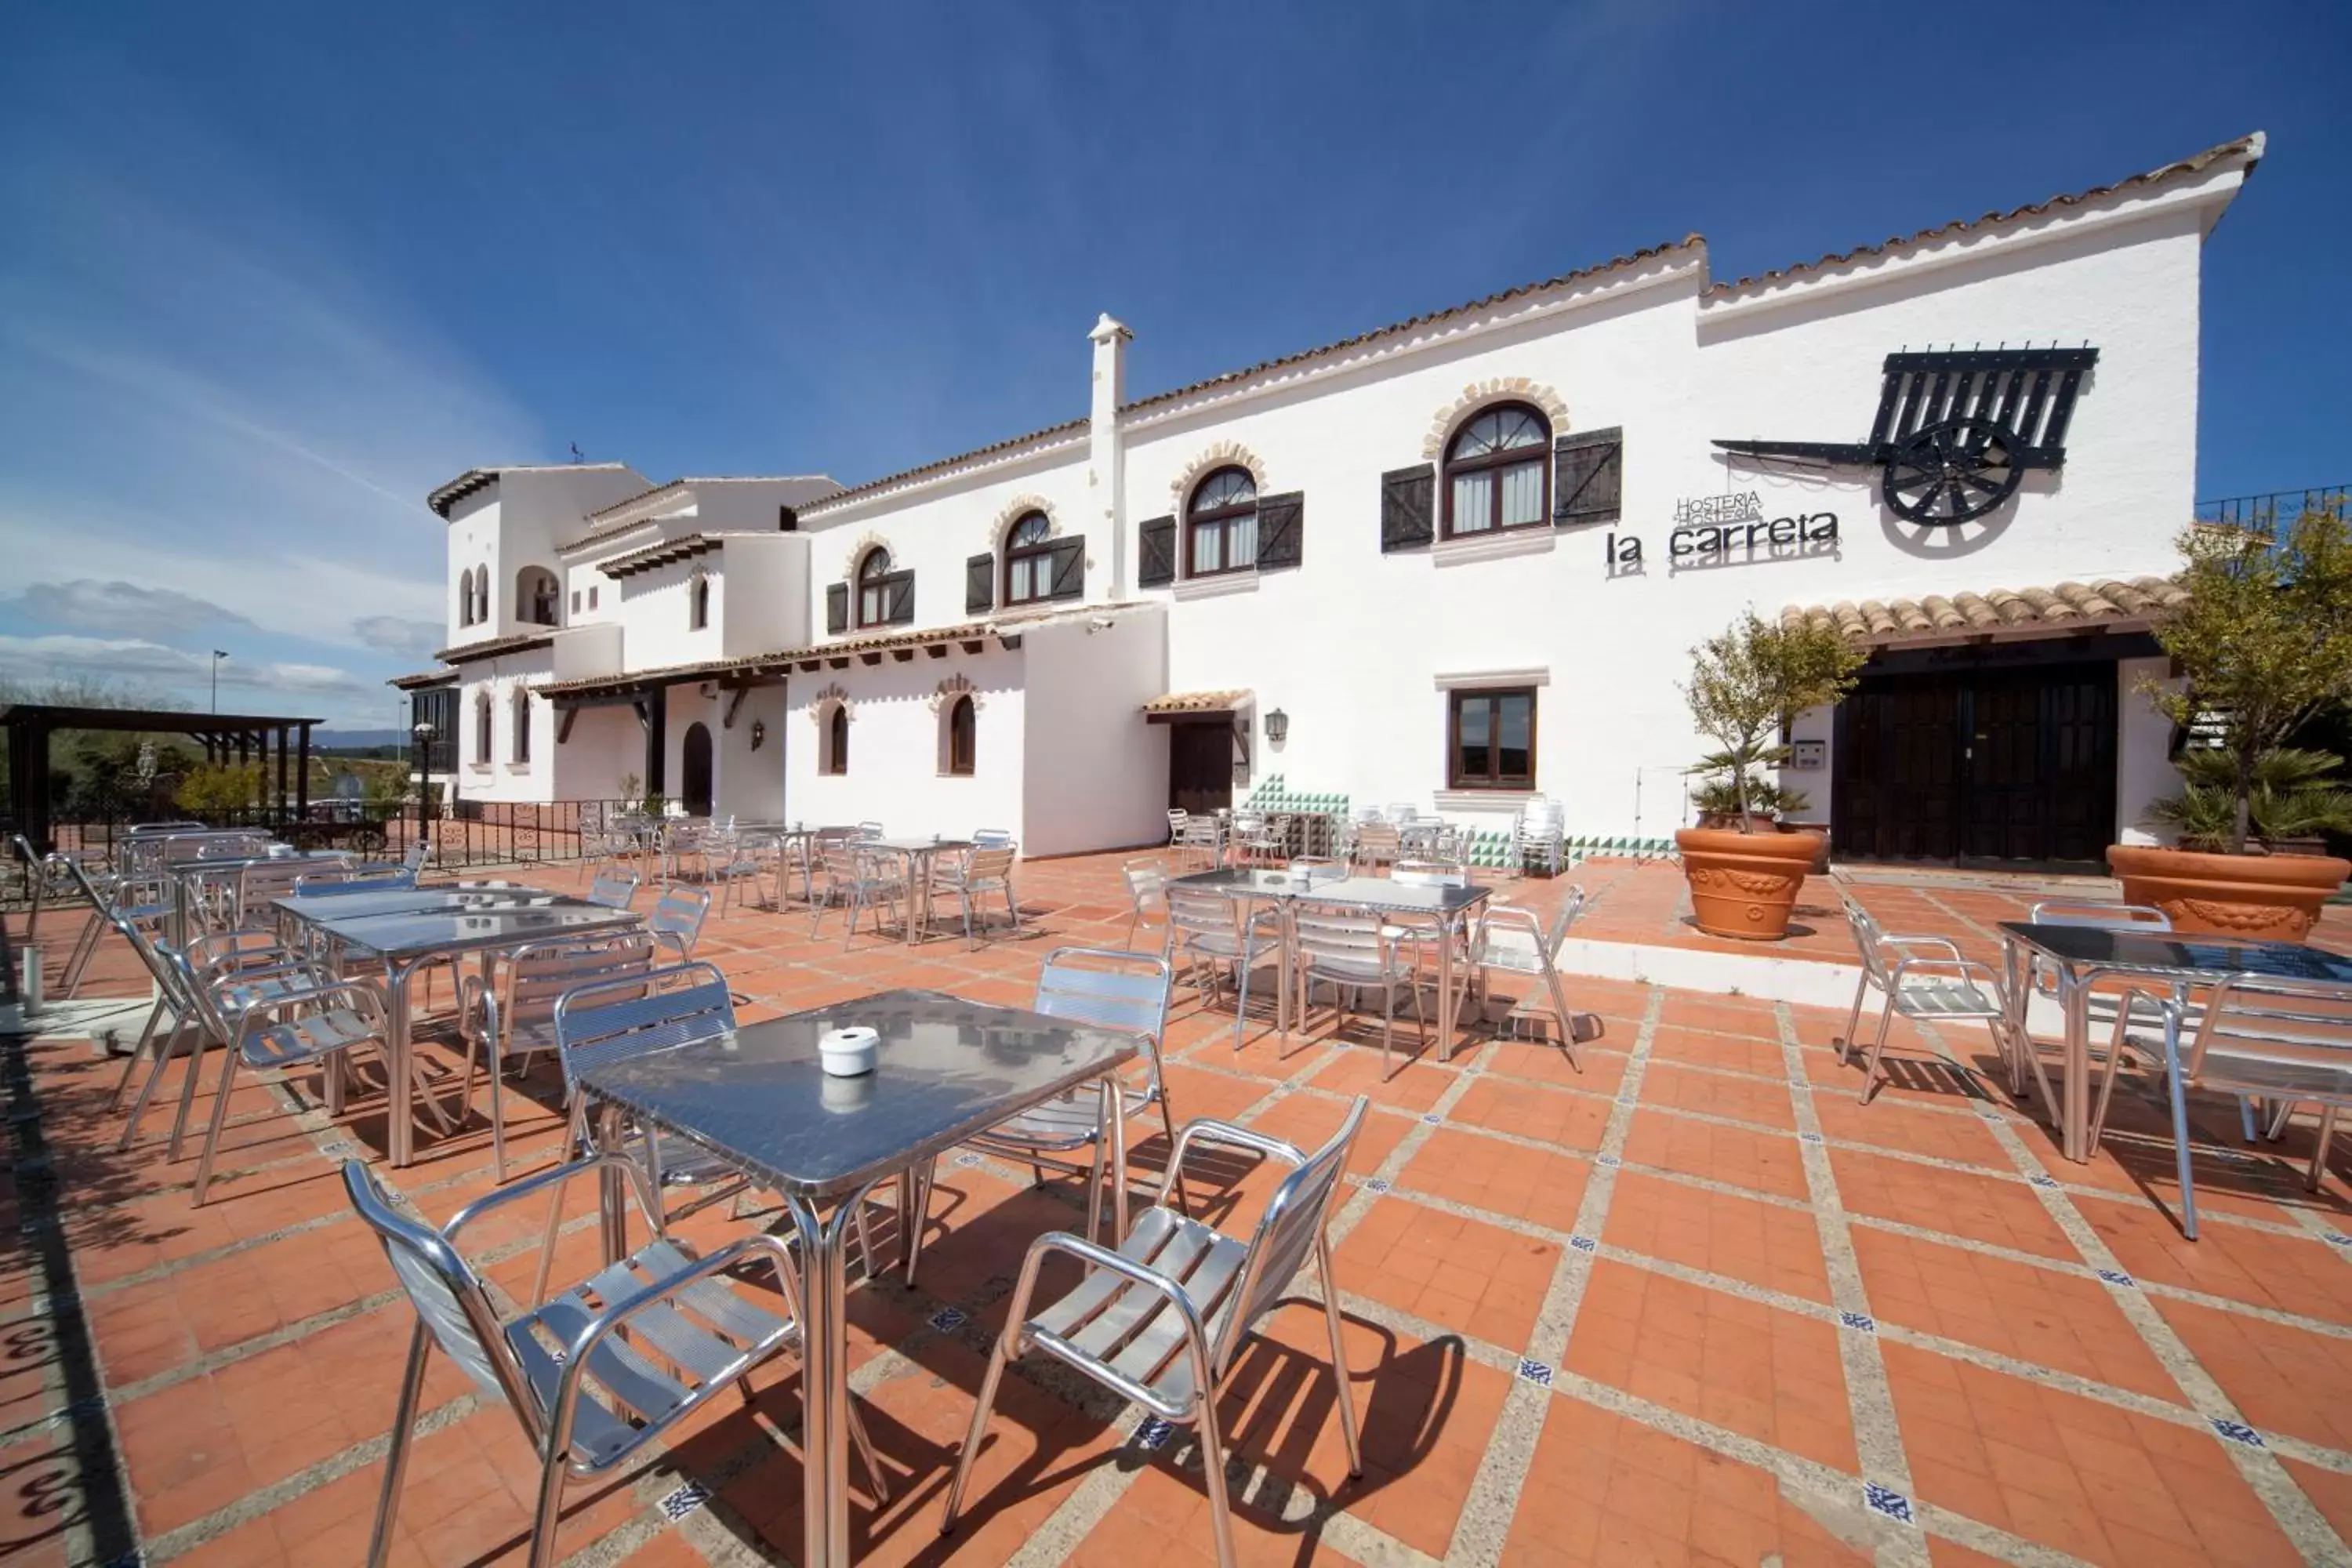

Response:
(1715, 347), (2096, 528)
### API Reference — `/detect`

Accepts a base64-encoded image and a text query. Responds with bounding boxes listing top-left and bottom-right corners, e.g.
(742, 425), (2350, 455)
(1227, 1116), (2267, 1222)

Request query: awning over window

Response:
(1781, 575), (2186, 650)
(1142, 689), (1251, 721)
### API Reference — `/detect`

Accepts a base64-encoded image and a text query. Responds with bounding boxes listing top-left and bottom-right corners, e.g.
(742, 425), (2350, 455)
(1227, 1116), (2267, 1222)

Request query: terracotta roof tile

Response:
(1783, 576), (2187, 648)
(387, 668), (456, 690)
(1141, 689), (1252, 716)
(430, 631), (556, 664)
(1705, 134), (2262, 301)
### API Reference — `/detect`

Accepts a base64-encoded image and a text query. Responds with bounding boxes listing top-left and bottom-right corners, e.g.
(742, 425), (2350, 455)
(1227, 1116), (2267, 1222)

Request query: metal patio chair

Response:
(459, 931), (658, 1183)
(698, 829), (764, 916)
(931, 844), (1019, 949)
(1294, 902), (1428, 1078)
(1468, 889), (1587, 1062)
(1838, 898), (2019, 1107)
(2021, 899), (2183, 1145)
(1163, 882), (1281, 1049)
(1165, 808), (1189, 846)
(1175, 815), (1224, 871)
(295, 865), (418, 896)
(2127, 975), (2352, 1240)
(191, 962), (390, 1206)
(941, 1098), (1369, 1568)
(10, 833), (99, 948)
(586, 868), (641, 910)
(58, 851), (173, 1000)
(971, 828), (1016, 849)
(648, 884), (711, 962)
(1349, 822), (1401, 877)
(956, 948), (1181, 1254)
(1123, 858), (1171, 950)
(1230, 812), (1284, 868)
(808, 843), (902, 948)
(343, 1153), (888, 1568)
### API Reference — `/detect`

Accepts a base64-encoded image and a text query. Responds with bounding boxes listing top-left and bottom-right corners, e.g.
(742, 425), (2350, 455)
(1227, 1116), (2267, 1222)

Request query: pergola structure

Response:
(1, 704), (322, 852)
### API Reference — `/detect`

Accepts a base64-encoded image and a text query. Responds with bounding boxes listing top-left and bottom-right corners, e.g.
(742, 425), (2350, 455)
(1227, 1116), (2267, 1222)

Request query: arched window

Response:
(516, 567), (559, 626)
(857, 547), (894, 626)
(689, 571), (711, 630)
(457, 575), (474, 627)
(825, 704), (849, 775)
(510, 688), (532, 764)
(946, 695), (976, 775)
(1003, 512), (1053, 605)
(473, 690), (492, 764)
(1187, 467), (1258, 577)
(471, 565), (491, 625)
(1443, 403), (1550, 537)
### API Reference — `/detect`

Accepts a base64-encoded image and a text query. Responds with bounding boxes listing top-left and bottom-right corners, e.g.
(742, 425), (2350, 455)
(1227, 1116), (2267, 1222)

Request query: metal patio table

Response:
(163, 849), (346, 945)
(575, 988), (1143, 1568)
(862, 837), (974, 945)
(270, 896), (642, 1167)
(1174, 869), (1492, 1057)
(1997, 921), (2352, 1162)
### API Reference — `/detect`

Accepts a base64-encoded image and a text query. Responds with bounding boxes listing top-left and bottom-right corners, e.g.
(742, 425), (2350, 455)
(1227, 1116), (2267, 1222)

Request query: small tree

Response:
(2145, 506), (2352, 854)
(1684, 611), (1865, 833)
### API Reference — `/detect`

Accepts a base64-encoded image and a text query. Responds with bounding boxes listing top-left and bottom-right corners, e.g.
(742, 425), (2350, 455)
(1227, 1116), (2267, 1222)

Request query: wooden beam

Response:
(858, 652), (881, 666)
(999, 634), (1023, 652)
(960, 640), (985, 655)
(722, 687), (749, 729)
(557, 707), (577, 744)
(891, 648), (914, 662)
(924, 644), (948, 659)
(828, 657), (849, 670)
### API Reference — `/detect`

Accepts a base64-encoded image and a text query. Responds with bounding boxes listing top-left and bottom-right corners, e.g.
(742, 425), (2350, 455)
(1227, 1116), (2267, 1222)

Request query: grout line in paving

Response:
(1774, 997), (1926, 1566)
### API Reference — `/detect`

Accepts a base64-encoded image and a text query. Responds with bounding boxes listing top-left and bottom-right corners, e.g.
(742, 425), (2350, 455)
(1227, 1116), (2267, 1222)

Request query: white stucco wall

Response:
(785, 645), (1029, 837)
(1019, 610), (1168, 856)
(2115, 655), (2184, 846)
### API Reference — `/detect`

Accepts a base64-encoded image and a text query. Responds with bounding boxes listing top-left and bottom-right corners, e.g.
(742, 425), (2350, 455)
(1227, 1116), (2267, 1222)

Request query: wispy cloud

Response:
(0, 633), (383, 712)
(351, 615), (445, 659)
(0, 579), (252, 637)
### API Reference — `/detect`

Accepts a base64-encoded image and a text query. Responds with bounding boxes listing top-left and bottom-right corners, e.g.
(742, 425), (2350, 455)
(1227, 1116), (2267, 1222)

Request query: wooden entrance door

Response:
(1834, 664), (2116, 866)
(1167, 721), (1233, 815)
(680, 722), (714, 817)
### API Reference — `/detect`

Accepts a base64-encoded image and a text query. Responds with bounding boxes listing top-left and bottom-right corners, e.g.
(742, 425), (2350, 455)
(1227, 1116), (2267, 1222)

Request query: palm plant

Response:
(2147, 746), (2352, 851)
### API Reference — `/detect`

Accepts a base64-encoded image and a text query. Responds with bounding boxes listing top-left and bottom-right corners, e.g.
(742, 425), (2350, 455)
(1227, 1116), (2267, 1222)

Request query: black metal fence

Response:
(3, 797), (644, 905)
(2194, 486), (2348, 535)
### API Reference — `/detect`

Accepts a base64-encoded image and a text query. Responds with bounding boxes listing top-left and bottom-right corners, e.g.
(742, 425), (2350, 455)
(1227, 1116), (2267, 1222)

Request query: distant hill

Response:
(314, 728), (408, 749)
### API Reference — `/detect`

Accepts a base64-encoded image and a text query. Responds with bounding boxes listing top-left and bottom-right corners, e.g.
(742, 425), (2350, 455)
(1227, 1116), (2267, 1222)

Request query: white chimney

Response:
(1089, 313), (1131, 597)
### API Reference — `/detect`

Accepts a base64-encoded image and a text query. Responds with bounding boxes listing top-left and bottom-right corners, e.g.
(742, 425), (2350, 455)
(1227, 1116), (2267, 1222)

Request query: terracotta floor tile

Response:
(1621, 1106), (1809, 1200)
(2150, 1293), (2352, 1451)
(1830, 1147), (2078, 1261)
(2076, 1191), (2352, 1323)
(1334, 1197), (1559, 1352)
(1448, 1077), (1613, 1152)
(1639, 1059), (1798, 1131)
(1602, 1170), (1832, 1303)
(1400, 1127), (1592, 1232)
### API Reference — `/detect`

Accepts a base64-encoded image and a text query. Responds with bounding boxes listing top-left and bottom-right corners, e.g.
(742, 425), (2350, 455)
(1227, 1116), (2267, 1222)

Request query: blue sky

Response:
(2, 1), (2344, 727)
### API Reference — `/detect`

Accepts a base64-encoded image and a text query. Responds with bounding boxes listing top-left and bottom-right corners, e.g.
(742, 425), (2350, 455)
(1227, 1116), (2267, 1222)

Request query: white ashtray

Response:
(818, 1025), (878, 1077)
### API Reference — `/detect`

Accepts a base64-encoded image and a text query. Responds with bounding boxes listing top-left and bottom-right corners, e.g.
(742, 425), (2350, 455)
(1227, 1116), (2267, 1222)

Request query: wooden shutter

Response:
(1047, 536), (1085, 600)
(1554, 428), (1622, 528)
(1138, 515), (1176, 586)
(825, 583), (848, 633)
(965, 553), (995, 614)
(885, 572), (915, 625)
(1256, 492), (1303, 570)
(1381, 465), (1435, 551)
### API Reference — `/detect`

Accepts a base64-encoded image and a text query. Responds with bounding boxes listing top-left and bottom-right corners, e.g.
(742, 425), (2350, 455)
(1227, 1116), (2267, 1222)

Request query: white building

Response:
(397, 133), (2263, 869)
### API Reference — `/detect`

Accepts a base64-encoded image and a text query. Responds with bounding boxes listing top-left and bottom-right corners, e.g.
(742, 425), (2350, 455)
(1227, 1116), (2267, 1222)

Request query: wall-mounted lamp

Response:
(1265, 707), (1289, 745)
(750, 720), (768, 752)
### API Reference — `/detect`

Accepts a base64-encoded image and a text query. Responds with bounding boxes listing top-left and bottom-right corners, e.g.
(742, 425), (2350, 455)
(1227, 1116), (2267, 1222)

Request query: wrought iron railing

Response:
(2194, 486), (2349, 535)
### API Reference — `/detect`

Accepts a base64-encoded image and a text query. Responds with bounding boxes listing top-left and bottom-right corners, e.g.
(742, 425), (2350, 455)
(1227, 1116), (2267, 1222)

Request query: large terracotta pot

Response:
(1675, 826), (1826, 941)
(2107, 844), (2350, 942)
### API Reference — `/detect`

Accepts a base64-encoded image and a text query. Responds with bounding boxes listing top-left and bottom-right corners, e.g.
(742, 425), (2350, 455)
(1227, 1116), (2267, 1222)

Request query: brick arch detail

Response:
(985, 495), (1059, 554)
(1168, 441), (1269, 509)
(1422, 379), (1571, 460)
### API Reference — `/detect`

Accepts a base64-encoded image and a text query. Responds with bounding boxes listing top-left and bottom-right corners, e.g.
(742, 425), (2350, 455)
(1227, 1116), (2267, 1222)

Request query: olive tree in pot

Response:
(2112, 505), (2352, 939)
(1676, 611), (1864, 939)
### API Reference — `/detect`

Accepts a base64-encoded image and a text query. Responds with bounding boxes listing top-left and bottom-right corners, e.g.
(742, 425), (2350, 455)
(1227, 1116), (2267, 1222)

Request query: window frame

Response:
(1003, 512), (1054, 606)
(825, 705), (849, 775)
(946, 694), (976, 775)
(510, 688), (532, 764)
(1446, 686), (1538, 791)
(1185, 466), (1259, 579)
(856, 547), (894, 627)
(689, 572), (711, 631)
(1440, 403), (1552, 540)
(473, 691), (493, 765)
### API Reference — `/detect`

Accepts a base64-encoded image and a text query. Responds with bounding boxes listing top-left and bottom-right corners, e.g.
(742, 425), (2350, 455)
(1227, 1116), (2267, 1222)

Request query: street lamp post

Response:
(411, 720), (437, 858)
(210, 649), (228, 713)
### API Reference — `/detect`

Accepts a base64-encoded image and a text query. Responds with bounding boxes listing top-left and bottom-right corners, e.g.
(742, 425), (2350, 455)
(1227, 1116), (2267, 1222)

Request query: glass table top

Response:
(1998, 921), (2352, 984)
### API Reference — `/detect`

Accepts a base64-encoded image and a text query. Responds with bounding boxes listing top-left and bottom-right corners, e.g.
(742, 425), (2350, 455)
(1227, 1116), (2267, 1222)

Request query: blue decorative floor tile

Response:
(927, 1306), (969, 1334)
(1569, 1234), (1598, 1254)
(1363, 1177), (1392, 1193)
(2096, 1269), (2137, 1288)
(2027, 1174), (2060, 1189)
(658, 1480), (711, 1522)
(1595, 1153), (1621, 1168)
(318, 1140), (355, 1160)
(953, 1151), (985, 1169)
(1421, 1112), (1443, 1125)
(2211, 1417), (2265, 1448)
(1862, 1481), (1915, 1525)
(2324, 1232), (2352, 1248)
(1515, 1357), (1555, 1387)
(1799, 1131), (1825, 1145)
(1134, 1416), (1174, 1451)
(1838, 1312), (1877, 1334)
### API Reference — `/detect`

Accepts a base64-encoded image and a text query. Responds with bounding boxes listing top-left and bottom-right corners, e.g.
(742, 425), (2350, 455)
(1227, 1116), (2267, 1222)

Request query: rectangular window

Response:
(588, 586), (599, 609)
(1186, 515), (1258, 577)
(570, 590), (581, 614)
(1448, 688), (1536, 789)
(1007, 553), (1046, 604)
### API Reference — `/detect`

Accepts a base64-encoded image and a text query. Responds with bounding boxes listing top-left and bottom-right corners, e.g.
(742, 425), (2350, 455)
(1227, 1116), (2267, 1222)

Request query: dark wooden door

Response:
(1167, 721), (1232, 815)
(681, 722), (714, 817)
(1835, 665), (2116, 866)
(1836, 677), (1962, 860)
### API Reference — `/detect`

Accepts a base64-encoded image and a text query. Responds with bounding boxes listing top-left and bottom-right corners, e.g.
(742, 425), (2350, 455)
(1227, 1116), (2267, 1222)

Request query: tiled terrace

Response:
(7, 852), (2352, 1566)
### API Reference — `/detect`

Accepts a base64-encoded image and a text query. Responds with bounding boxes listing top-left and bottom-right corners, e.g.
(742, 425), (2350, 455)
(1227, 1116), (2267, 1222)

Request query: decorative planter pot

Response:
(2107, 844), (2350, 942)
(1675, 826), (1826, 941)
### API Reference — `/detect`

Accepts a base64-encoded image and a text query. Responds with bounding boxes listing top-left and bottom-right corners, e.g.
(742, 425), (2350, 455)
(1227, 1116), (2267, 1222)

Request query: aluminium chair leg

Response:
(1857, 1004), (1896, 1106)
(2310, 1105), (2338, 1194)
(1317, 1232), (1364, 1475)
(365, 1322), (434, 1568)
(2161, 1018), (2200, 1241)
(1836, 974), (1869, 1064)
(528, 1427), (570, 1568)
(1160, 1098), (1188, 1215)
(1194, 1389), (1240, 1568)
(118, 1016), (191, 1150)
(110, 997), (169, 1109)
(940, 1301), (1022, 1534)
(1083, 1138), (1107, 1247)
(191, 1044), (248, 1206)
(904, 1157), (935, 1288)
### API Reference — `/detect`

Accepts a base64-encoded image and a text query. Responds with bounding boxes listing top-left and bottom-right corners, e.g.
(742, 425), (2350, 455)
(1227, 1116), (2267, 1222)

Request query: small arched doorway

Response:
(681, 722), (714, 816)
